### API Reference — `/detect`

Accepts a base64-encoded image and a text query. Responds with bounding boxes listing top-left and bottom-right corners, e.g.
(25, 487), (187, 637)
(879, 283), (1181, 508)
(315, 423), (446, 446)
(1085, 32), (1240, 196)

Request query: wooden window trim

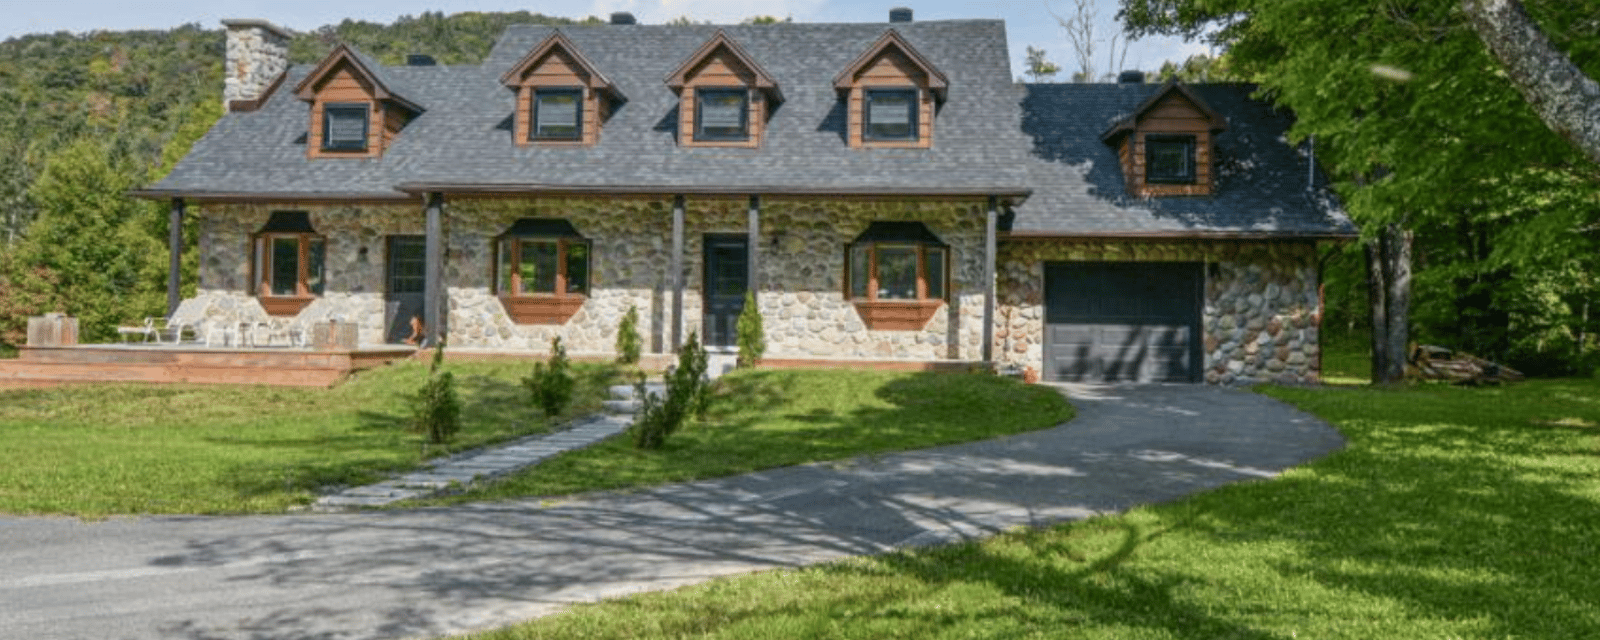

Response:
(863, 88), (919, 143)
(694, 88), (750, 142)
(495, 235), (590, 325)
(1145, 134), (1197, 184)
(532, 87), (584, 142)
(321, 102), (370, 152)
(253, 232), (324, 317)
(846, 242), (947, 331)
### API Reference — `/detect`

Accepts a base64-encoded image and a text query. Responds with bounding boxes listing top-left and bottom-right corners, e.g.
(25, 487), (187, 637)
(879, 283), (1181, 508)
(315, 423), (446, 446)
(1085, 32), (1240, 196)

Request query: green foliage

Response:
(735, 291), (765, 368)
(413, 341), (461, 445)
(631, 331), (711, 450)
(615, 305), (642, 365)
(524, 337), (576, 417)
(1023, 45), (1061, 82)
(1122, 0), (1600, 374)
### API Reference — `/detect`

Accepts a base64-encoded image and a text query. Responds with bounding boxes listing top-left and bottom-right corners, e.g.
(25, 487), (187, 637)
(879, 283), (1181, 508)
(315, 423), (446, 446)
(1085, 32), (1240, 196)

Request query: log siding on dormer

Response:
(501, 33), (619, 147)
(1121, 92), (1215, 197)
(295, 45), (423, 160)
(666, 31), (780, 149)
(834, 30), (948, 150)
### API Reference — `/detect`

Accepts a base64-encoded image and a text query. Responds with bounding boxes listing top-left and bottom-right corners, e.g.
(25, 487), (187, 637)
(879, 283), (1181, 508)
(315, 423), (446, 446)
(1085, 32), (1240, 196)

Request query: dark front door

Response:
(702, 235), (748, 348)
(385, 235), (427, 344)
(1043, 261), (1203, 383)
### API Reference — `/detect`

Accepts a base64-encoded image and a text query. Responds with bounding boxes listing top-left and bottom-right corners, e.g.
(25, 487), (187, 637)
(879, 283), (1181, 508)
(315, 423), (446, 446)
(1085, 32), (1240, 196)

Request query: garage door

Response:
(1043, 261), (1202, 383)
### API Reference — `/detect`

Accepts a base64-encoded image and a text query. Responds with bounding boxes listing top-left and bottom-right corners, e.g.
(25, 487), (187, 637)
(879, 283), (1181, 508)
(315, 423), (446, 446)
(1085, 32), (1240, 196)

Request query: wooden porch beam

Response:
(983, 196), (997, 363)
(747, 195), (760, 299)
(670, 195), (685, 351)
(424, 192), (445, 347)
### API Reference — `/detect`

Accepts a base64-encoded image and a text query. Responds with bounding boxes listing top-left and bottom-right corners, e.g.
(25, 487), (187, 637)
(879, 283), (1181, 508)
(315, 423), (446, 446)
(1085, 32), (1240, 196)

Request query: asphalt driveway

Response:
(0, 383), (1343, 640)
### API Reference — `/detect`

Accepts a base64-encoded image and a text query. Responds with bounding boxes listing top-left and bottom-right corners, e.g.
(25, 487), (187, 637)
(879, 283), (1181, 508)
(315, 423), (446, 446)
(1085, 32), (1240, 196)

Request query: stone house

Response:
(133, 10), (1354, 384)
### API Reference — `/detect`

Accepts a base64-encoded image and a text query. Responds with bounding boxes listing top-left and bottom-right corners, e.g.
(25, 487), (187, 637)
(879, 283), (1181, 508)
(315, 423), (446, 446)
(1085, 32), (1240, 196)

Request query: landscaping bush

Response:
(413, 341), (461, 445)
(615, 304), (642, 365)
(736, 290), (764, 368)
(523, 336), (574, 417)
(632, 331), (710, 449)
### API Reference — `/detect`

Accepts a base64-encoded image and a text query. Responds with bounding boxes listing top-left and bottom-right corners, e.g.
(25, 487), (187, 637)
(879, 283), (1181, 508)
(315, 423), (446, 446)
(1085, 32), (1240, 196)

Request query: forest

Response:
(0, 3), (1595, 375)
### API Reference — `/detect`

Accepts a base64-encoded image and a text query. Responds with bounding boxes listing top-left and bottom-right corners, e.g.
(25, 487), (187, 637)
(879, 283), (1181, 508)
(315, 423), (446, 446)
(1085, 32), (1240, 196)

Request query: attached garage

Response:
(1043, 261), (1203, 383)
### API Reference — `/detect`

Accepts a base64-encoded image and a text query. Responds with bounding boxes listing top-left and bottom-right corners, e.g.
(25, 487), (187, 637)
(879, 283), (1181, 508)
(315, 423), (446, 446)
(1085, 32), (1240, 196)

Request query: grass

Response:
(415, 369), (1077, 505)
(1319, 329), (1372, 385)
(0, 359), (617, 516)
(461, 379), (1600, 640)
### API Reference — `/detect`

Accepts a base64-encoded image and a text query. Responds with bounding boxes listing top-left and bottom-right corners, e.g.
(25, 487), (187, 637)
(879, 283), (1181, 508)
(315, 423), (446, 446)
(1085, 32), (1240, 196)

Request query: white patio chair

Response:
(202, 320), (236, 348)
(116, 318), (157, 343)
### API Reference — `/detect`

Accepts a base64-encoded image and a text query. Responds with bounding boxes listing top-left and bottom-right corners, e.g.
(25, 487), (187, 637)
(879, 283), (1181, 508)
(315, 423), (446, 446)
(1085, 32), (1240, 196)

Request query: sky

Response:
(0, 0), (1212, 79)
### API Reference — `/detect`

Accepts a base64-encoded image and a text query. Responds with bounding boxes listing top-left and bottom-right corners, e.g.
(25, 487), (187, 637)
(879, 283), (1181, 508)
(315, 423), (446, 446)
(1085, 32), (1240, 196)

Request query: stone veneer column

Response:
(222, 19), (292, 110)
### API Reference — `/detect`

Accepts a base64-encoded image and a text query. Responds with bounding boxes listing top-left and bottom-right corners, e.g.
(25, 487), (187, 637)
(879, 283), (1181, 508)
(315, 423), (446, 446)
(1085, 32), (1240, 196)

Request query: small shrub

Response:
(413, 340), (461, 445)
(631, 331), (712, 449)
(523, 336), (575, 417)
(615, 305), (642, 365)
(736, 291), (765, 368)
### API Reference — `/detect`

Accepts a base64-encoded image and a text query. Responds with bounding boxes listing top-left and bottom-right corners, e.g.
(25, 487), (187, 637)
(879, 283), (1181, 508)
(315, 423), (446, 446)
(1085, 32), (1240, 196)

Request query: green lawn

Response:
(0, 359), (617, 516)
(463, 379), (1600, 640)
(415, 369), (1076, 505)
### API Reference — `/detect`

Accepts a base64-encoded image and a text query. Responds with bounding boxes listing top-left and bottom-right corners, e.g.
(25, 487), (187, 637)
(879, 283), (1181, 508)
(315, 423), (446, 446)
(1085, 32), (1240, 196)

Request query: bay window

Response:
(846, 221), (949, 330)
(494, 218), (590, 324)
(253, 211), (325, 317)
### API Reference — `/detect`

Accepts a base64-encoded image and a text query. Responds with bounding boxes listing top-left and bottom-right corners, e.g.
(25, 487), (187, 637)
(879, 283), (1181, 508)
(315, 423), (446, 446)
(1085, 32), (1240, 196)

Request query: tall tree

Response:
(1119, 0), (1600, 376)
(1025, 46), (1063, 82)
(1053, 0), (1130, 82)
(1462, 0), (1600, 164)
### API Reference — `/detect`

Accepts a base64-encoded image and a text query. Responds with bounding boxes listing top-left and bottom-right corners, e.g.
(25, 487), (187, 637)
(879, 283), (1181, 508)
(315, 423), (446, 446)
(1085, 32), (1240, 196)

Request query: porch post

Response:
(747, 195), (760, 296)
(670, 195), (685, 351)
(983, 196), (998, 363)
(424, 192), (445, 347)
(167, 198), (185, 316)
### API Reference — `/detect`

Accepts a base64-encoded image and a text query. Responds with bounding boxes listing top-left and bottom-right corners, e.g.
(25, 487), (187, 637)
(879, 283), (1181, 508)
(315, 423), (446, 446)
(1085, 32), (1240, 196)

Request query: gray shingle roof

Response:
(147, 19), (1352, 237)
(1011, 83), (1355, 237)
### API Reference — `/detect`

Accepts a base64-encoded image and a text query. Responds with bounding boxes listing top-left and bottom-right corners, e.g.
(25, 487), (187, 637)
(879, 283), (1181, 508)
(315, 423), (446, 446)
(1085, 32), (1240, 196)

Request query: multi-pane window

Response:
(1146, 134), (1197, 184)
(322, 103), (369, 151)
(496, 236), (589, 296)
(255, 234), (326, 297)
(695, 88), (749, 141)
(864, 89), (918, 141)
(533, 88), (583, 141)
(847, 221), (948, 304)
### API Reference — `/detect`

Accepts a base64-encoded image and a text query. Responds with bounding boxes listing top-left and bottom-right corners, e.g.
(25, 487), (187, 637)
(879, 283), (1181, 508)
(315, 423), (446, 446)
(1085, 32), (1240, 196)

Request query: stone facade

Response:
(188, 198), (990, 361)
(223, 20), (291, 108)
(996, 240), (1322, 384)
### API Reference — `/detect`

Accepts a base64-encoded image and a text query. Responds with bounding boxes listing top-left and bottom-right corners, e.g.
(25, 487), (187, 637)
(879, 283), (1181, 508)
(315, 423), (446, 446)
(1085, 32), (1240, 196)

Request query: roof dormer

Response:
(665, 31), (782, 148)
(834, 29), (948, 149)
(500, 31), (623, 147)
(1100, 81), (1227, 197)
(294, 44), (423, 159)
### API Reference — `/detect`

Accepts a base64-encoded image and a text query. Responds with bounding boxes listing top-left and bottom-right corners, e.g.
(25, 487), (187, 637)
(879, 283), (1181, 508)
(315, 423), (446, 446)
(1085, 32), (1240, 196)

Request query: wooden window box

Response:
(499, 295), (586, 325)
(853, 299), (943, 331)
(259, 296), (316, 317)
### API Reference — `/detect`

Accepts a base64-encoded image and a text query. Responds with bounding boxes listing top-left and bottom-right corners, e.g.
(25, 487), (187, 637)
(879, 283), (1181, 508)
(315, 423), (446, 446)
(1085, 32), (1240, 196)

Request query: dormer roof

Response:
(1099, 79), (1226, 144)
(499, 30), (624, 100)
(833, 29), (949, 102)
(665, 30), (783, 103)
(293, 44), (424, 114)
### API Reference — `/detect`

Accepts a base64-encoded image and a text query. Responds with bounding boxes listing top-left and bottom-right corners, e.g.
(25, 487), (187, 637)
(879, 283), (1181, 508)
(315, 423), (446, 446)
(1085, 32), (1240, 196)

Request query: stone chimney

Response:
(222, 19), (292, 111)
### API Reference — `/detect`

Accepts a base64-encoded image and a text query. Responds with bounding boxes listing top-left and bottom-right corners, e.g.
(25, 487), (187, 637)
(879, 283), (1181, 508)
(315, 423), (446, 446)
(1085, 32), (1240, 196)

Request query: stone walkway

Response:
(312, 383), (662, 510)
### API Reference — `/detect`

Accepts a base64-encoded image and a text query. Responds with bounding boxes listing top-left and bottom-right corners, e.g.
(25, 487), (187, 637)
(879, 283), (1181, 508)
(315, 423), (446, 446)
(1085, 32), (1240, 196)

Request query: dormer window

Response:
(322, 103), (370, 152)
(501, 31), (623, 147)
(835, 30), (948, 149)
(666, 31), (782, 148)
(1146, 135), (1196, 184)
(864, 89), (919, 142)
(695, 89), (749, 141)
(533, 88), (584, 141)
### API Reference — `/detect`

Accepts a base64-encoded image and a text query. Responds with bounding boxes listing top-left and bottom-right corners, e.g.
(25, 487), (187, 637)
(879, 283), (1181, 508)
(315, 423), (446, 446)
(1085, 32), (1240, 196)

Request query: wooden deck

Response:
(0, 344), (418, 388)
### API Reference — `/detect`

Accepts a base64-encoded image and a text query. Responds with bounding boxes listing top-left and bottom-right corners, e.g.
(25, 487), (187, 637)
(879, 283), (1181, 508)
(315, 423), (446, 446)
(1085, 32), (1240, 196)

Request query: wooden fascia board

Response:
(832, 29), (950, 101)
(395, 182), (1030, 202)
(664, 30), (783, 102)
(126, 189), (415, 204)
(498, 31), (621, 98)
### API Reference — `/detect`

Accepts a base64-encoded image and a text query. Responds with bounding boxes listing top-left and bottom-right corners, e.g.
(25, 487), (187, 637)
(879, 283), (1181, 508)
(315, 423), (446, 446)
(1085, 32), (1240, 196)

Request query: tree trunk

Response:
(1462, 0), (1600, 165)
(1366, 223), (1412, 384)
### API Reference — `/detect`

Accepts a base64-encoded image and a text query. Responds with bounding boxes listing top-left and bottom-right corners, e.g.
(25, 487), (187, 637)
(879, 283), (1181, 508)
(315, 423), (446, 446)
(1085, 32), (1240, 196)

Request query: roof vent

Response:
(889, 7), (913, 23)
(406, 54), (436, 66)
(1117, 70), (1145, 84)
(610, 12), (637, 25)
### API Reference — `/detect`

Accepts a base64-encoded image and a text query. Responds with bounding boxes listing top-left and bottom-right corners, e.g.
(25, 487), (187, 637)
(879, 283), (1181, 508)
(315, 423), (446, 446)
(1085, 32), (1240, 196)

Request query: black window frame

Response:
(863, 88), (920, 142)
(1145, 134), (1197, 184)
(532, 87), (584, 141)
(694, 88), (750, 142)
(322, 102), (371, 152)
